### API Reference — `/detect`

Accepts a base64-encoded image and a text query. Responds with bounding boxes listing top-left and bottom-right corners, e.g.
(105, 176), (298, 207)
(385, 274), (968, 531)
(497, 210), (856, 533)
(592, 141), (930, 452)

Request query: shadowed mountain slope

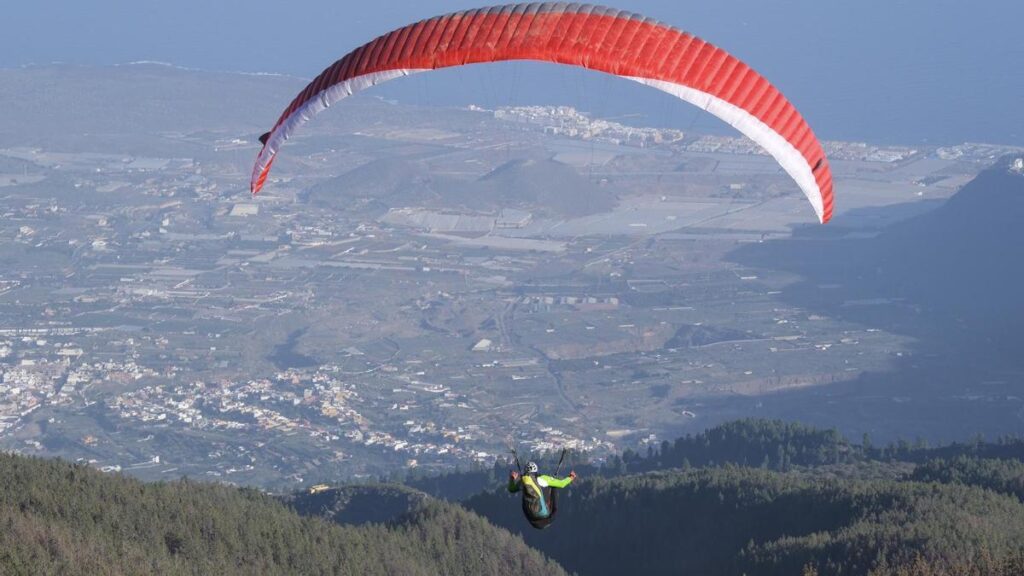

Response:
(0, 452), (566, 576)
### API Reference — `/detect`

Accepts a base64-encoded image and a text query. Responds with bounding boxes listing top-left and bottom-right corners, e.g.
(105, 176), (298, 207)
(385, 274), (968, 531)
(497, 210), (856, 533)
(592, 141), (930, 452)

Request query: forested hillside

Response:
(465, 467), (1024, 576)
(0, 453), (566, 576)
(909, 456), (1024, 501)
(402, 419), (1024, 501)
(283, 483), (430, 526)
(395, 419), (1024, 575)
(6, 418), (1024, 576)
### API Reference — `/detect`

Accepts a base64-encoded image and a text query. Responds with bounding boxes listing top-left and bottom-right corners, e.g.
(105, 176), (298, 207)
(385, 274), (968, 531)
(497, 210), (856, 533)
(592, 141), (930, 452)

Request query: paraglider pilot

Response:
(508, 461), (576, 529)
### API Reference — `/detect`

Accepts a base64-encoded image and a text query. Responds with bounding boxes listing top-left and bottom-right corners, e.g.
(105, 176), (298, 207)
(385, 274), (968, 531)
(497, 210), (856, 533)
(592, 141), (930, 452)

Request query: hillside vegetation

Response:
(6, 418), (1024, 575)
(397, 419), (1024, 575)
(466, 466), (1024, 576)
(0, 452), (565, 576)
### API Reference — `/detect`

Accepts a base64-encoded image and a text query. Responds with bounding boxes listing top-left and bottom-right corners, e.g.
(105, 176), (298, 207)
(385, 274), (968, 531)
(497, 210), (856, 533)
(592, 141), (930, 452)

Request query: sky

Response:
(3, 0), (1023, 145)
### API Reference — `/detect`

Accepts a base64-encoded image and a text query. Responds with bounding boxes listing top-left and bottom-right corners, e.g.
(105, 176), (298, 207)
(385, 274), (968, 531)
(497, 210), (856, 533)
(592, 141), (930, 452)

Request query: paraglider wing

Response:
(252, 3), (834, 223)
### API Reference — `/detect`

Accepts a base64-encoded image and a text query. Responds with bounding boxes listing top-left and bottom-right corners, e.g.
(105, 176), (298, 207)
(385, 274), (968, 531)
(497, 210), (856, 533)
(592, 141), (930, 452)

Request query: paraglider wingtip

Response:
(258, 132), (271, 146)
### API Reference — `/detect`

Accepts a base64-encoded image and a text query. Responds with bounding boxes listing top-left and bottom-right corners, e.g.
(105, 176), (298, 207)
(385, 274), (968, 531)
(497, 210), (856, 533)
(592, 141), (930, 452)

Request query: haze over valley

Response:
(1, 64), (1020, 487)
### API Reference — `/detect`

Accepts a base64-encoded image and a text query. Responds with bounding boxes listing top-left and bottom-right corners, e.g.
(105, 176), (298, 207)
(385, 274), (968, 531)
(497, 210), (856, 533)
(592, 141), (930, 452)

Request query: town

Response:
(1, 67), (1019, 487)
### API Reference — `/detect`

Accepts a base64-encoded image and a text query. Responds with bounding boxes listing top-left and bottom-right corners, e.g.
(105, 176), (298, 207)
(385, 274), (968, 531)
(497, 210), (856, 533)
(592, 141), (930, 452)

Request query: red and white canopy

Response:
(252, 3), (833, 223)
